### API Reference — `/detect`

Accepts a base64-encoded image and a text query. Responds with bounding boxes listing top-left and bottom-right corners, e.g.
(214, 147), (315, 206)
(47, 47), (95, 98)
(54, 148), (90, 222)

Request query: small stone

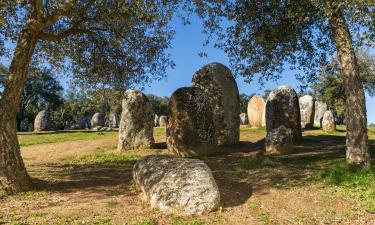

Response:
(133, 155), (221, 216)
(240, 113), (248, 125)
(159, 115), (168, 127)
(265, 125), (293, 154)
(322, 110), (335, 132)
(108, 113), (119, 128)
(299, 95), (315, 129)
(154, 114), (159, 127)
(34, 110), (50, 131)
(91, 113), (105, 128)
(314, 101), (328, 128)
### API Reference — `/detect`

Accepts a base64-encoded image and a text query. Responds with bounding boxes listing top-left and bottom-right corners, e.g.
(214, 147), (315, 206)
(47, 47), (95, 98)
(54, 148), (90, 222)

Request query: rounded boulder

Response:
(247, 95), (265, 127)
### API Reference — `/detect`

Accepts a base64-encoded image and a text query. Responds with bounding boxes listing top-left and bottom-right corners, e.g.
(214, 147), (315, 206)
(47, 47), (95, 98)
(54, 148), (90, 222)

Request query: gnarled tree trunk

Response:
(327, 3), (370, 168)
(0, 28), (37, 192)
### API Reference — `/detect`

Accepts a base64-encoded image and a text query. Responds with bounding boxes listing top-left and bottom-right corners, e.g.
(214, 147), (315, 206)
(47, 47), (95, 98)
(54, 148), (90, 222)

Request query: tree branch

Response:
(42, 0), (76, 30)
(35, 0), (44, 22)
(38, 27), (93, 41)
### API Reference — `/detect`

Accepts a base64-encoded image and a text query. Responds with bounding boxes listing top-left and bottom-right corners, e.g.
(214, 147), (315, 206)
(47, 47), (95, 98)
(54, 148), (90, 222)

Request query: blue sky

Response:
(1, 15), (374, 123)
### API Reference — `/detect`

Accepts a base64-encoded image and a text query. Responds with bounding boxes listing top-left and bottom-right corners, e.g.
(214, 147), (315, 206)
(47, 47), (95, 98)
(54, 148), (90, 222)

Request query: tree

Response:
(0, 1), (176, 193)
(312, 51), (375, 124)
(147, 94), (170, 116)
(191, 0), (374, 168)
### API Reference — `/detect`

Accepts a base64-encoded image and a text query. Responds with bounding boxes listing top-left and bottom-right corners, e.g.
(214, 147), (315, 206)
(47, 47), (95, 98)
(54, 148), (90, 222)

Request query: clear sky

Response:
(1, 15), (374, 123)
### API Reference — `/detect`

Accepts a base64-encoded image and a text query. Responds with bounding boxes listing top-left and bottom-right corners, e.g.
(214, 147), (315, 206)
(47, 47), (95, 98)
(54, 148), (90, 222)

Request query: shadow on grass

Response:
(18, 130), (118, 136)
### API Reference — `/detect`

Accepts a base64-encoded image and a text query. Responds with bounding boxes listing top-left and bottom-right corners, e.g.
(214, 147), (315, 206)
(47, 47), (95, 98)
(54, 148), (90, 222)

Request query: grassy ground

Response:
(0, 126), (374, 224)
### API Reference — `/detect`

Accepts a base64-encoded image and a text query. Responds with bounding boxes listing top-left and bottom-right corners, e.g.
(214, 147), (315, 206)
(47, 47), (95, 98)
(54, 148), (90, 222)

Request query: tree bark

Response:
(326, 3), (371, 168)
(0, 28), (37, 192)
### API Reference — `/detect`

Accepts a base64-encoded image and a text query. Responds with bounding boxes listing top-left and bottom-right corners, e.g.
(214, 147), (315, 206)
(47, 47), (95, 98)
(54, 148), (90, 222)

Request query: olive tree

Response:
(0, 1), (176, 193)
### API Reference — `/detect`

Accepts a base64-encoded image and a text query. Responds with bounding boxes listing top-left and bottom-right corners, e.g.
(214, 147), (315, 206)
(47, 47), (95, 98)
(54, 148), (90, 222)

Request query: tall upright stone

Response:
(299, 95), (315, 129)
(34, 110), (50, 131)
(240, 113), (248, 125)
(118, 89), (154, 150)
(154, 114), (159, 127)
(247, 95), (265, 127)
(322, 110), (335, 132)
(266, 86), (302, 142)
(91, 113), (105, 128)
(192, 62), (240, 145)
(167, 87), (216, 156)
(108, 113), (119, 128)
(261, 103), (266, 127)
(159, 115), (168, 127)
(314, 101), (328, 128)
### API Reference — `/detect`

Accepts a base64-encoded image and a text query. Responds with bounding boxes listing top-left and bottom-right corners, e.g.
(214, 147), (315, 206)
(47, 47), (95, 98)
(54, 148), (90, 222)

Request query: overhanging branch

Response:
(39, 28), (93, 41)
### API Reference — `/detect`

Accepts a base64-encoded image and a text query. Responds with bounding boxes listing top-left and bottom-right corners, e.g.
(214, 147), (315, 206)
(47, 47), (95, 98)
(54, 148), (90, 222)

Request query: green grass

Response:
(317, 160), (375, 213)
(18, 130), (118, 147)
(171, 217), (206, 225)
(135, 218), (158, 225)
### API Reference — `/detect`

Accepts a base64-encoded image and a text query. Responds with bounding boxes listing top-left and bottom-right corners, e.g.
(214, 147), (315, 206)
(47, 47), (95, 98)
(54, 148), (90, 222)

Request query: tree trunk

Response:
(0, 28), (37, 193)
(326, 3), (371, 168)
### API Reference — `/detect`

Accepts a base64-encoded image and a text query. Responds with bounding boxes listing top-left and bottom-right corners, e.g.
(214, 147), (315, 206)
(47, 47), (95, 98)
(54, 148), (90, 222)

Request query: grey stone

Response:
(34, 110), (50, 131)
(240, 113), (248, 125)
(159, 115), (168, 127)
(167, 87), (217, 157)
(266, 86), (302, 142)
(247, 95), (265, 127)
(91, 113), (105, 128)
(265, 125), (293, 154)
(108, 113), (119, 128)
(322, 110), (335, 132)
(192, 62), (240, 145)
(261, 103), (266, 127)
(299, 95), (315, 129)
(154, 114), (159, 127)
(133, 155), (220, 216)
(314, 101), (328, 128)
(118, 89), (154, 150)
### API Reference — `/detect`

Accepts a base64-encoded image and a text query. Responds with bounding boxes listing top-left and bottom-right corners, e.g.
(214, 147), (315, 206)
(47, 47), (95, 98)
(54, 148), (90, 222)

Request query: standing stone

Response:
(265, 125), (293, 154)
(154, 114), (159, 127)
(133, 155), (221, 216)
(261, 103), (266, 127)
(192, 62), (240, 145)
(167, 87), (216, 156)
(322, 110), (335, 132)
(240, 113), (248, 125)
(108, 113), (119, 128)
(118, 89), (154, 150)
(266, 86), (302, 142)
(91, 113), (105, 128)
(247, 95), (265, 127)
(314, 101), (328, 128)
(299, 95), (315, 129)
(159, 115), (168, 127)
(34, 110), (50, 131)
(20, 119), (29, 132)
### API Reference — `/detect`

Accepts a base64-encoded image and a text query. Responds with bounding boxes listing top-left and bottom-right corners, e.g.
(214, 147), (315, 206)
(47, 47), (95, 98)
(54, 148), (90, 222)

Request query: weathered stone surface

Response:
(240, 113), (248, 125)
(314, 101), (328, 128)
(261, 103), (266, 127)
(159, 115), (168, 127)
(192, 62), (240, 145)
(34, 110), (50, 131)
(167, 87), (216, 156)
(118, 89), (154, 150)
(108, 113), (119, 128)
(266, 86), (302, 142)
(91, 113), (105, 128)
(20, 119), (29, 132)
(154, 114), (159, 127)
(247, 95), (265, 127)
(322, 110), (335, 132)
(299, 95), (315, 129)
(265, 125), (293, 154)
(133, 155), (221, 216)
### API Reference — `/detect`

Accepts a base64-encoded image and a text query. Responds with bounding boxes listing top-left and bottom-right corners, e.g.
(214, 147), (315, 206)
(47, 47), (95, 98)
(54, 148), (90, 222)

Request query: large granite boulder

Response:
(159, 115), (168, 127)
(108, 113), (119, 128)
(118, 89), (154, 150)
(247, 95), (265, 127)
(322, 110), (335, 132)
(166, 87), (216, 156)
(265, 125), (293, 154)
(133, 155), (221, 216)
(34, 110), (50, 131)
(154, 114), (159, 127)
(314, 101), (328, 128)
(266, 86), (302, 142)
(192, 62), (240, 146)
(91, 113), (105, 128)
(299, 95), (315, 129)
(240, 113), (248, 125)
